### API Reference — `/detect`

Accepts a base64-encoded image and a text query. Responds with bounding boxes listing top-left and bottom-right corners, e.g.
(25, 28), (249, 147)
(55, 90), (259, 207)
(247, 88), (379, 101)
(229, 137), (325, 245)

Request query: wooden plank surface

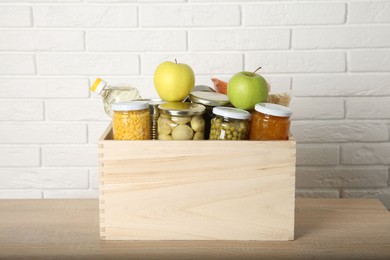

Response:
(99, 139), (296, 241)
(0, 199), (390, 259)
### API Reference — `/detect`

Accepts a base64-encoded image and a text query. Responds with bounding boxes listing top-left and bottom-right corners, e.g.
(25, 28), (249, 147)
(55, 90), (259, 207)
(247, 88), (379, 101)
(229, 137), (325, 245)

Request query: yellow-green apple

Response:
(227, 67), (268, 110)
(154, 60), (195, 102)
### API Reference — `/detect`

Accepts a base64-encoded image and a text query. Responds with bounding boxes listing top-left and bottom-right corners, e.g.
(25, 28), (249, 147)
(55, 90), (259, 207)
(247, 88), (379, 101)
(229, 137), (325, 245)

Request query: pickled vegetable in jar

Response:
(249, 103), (292, 141)
(112, 101), (150, 140)
(209, 107), (251, 140)
(157, 102), (206, 140)
(189, 91), (230, 140)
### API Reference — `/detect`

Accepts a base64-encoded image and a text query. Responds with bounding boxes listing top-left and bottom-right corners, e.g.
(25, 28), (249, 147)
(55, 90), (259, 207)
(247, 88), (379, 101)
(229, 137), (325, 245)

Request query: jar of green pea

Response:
(209, 107), (251, 140)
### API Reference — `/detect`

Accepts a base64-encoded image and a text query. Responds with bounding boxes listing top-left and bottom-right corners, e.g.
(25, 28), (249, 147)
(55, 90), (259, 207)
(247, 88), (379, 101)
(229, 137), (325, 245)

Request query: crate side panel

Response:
(100, 140), (295, 240)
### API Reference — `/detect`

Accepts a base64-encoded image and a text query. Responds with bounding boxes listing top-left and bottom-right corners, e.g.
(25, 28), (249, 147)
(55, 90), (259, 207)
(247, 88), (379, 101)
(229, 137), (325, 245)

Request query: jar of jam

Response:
(189, 91), (230, 139)
(250, 103), (292, 140)
(112, 101), (150, 140)
(157, 102), (206, 140)
(209, 107), (251, 140)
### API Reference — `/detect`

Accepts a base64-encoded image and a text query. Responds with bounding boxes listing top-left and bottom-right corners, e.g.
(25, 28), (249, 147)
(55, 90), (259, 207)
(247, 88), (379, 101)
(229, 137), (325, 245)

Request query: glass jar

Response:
(189, 91), (230, 139)
(249, 103), (292, 140)
(112, 101), (150, 140)
(91, 78), (141, 117)
(157, 102), (206, 140)
(209, 107), (251, 140)
(142, 99), (164, 140)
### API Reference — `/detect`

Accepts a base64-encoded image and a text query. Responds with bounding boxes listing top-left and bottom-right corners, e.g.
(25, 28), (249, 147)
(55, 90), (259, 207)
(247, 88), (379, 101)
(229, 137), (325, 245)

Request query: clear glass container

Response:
(157, 102), (206, 141)
(91, 78), (141, 117)
(249, 103), (292, 140)
(189, 91), (230, 140)
(142, 99), (164, 140)
(209, 107), (251, 140)
(112, 101), (150, 140)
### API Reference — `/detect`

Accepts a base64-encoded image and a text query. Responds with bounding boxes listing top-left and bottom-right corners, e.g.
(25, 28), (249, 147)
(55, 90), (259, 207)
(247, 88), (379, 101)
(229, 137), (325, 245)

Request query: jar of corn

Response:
(112, 101), (150, 140)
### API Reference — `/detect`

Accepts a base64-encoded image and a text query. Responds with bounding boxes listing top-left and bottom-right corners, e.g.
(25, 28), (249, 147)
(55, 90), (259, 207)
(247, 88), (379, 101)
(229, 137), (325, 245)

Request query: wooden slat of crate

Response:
(99, 125), (296, 240)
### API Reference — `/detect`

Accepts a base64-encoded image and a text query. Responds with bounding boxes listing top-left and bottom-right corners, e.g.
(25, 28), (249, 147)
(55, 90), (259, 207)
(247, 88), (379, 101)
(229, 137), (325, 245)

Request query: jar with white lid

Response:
(249, 103), (292, 140)
(189, 91), (230, 139)
(112, 101), (150, 140)
(209, 107), (251, 140)
(157, 102), (206, 140)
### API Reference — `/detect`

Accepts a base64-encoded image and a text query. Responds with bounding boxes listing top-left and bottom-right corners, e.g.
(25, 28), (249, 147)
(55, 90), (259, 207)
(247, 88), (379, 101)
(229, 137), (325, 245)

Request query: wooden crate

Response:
(98, 124), (296, 241)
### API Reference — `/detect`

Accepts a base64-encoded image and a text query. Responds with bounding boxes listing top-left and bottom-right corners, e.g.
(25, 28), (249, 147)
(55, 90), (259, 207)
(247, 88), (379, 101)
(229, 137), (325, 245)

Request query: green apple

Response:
(227, 67), (268, 110)
(154, 60), (195, 102)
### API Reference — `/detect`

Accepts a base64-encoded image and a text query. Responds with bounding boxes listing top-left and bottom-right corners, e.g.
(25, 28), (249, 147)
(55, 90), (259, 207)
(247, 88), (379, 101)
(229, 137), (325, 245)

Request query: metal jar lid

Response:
(189, 91), (230, 107)
(158, 102), (205, 116)
(141, 99), (164, 106)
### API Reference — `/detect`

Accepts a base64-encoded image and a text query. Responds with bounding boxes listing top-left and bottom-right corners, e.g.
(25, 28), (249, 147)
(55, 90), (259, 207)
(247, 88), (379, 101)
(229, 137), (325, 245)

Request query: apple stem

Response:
(252, 66), (262, 76)
(174, 59), (177, 64)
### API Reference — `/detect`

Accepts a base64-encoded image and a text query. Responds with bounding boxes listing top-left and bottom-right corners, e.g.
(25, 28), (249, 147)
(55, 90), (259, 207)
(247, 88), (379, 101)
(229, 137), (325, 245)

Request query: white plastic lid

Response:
(90, 78), (107, 95)
(254, 103), (292, 117)
(212, 107), (251, 120)
(112, 101), (148, 111)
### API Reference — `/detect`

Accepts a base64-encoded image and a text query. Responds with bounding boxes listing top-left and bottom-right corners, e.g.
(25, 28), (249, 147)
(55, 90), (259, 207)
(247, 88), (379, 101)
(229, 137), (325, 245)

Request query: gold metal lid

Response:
(189, 91), (230, 107)
(158, 102), (205, 116)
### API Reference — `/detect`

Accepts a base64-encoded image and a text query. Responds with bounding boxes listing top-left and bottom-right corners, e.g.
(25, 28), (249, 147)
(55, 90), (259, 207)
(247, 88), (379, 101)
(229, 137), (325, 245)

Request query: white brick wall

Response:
(0, 0), (389, 208)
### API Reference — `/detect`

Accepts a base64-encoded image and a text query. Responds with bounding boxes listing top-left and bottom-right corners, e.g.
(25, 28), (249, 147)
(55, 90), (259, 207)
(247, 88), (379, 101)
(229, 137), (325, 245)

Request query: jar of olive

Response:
(189, 91), (230, 140)
(157, 102), (206, 140)
(209, 107), (251, 140)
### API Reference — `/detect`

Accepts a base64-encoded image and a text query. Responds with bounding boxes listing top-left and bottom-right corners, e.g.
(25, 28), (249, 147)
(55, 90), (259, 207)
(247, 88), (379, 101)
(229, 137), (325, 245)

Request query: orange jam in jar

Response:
(249, 103), (292, 141)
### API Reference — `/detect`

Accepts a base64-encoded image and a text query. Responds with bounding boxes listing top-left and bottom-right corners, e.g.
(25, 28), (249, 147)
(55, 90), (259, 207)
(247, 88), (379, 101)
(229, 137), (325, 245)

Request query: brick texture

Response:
(0, 101), (44, 121)
(243, 3), (346, 26)
(349, 1), (390, 24)
(0, 0), (389, 206)
(88, 30), (186, 51)
(0, 146), (40, 167)
(37, 54), (139, 75)
(245, 52), (346, 73)
(350, 50), (390, 72)
(34, 6), (137, 27)
(0, 55), (35, 75)
(189, 29), (290, 51)
(0, 6), (32, 27)
(140, 5), (240, 27)
(0, 169), (89, 189)
(0, 30), (85, 51)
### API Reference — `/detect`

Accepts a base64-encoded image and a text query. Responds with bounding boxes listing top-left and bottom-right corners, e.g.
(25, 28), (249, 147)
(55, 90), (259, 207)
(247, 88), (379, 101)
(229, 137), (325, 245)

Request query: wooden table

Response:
(0, 199), (389, 259)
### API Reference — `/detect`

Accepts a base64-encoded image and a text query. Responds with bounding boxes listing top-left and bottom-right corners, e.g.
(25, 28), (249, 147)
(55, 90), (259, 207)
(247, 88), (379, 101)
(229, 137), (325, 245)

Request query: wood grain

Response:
(0, 199), (389, 259)
(99, 125), (296, 240)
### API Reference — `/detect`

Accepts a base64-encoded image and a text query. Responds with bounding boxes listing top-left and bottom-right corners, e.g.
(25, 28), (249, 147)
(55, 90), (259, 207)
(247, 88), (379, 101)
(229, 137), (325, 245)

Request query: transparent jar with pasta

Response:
(112, 101), (150, 140)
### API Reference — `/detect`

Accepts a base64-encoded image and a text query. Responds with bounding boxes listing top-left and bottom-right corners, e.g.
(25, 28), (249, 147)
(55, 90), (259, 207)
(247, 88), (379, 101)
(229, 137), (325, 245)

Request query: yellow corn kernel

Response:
(113, 109), (150, 140)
